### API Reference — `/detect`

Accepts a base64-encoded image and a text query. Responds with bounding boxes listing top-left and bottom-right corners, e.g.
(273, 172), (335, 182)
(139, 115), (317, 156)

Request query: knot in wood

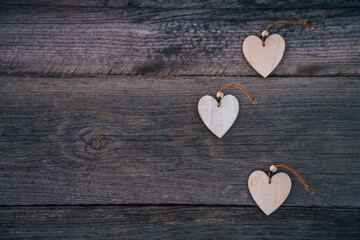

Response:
(91, 137), (104, 149)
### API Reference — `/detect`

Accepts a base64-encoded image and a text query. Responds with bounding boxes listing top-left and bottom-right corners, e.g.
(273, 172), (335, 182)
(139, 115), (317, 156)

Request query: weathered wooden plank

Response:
(2, 0), (360, 8)
(0, 206), (359, 239)
(0, 5), (359, 76)
(0, 75), (359, 206)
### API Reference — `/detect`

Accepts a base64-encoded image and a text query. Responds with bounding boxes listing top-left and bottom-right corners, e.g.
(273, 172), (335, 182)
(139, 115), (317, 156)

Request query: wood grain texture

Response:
(2, 0), (360, 8)
(0, 1), (359, 238)
(0, 4), (359, 76)
(0, 206), (359, 240)
(0, 75), (359, 206)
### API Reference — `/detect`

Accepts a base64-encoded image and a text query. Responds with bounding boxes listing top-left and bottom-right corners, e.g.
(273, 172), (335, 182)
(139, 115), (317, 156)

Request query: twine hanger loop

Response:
(262, 20), (313, 46)
(268, 164), (314, 195)
(216, 83), (257, 107)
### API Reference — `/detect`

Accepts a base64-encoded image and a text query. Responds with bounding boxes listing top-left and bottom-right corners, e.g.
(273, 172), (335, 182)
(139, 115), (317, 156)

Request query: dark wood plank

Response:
(0, 75), (359, 206)
(0, 206), (359, 239)
(2, 0), (360, 8)
(0, 5), (359, 76)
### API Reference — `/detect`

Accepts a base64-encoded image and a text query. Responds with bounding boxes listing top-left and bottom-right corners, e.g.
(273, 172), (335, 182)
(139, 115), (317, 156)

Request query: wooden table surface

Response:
(1, 1), (359, 239)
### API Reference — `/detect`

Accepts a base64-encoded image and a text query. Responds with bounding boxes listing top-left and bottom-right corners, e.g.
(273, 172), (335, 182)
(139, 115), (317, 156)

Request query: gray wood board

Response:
(0, 75), (359, 206)
(0, 5), (359, 76)
(0, 206), (359, 240)
(2, 0), (360, 8)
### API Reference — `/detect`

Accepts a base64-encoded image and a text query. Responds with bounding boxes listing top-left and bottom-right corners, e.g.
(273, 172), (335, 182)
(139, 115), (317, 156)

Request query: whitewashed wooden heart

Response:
(243, 34), (285, 78)
(198, 95), (239, 138)
(248, 170), (291, 216)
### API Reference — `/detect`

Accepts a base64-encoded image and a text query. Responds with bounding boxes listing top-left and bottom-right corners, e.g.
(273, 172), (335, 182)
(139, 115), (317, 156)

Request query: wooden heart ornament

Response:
(248, 164), (314, 216)
(198, 95), (239, 138)
(248, 170), (291, 215)
(243, 34), (285, 78)
(198, 83), (257, 138)
(242, 20), (313, 78)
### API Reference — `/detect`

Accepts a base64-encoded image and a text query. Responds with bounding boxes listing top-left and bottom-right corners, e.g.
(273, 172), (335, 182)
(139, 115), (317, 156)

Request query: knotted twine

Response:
(216, 83), (257, 107)
(268, 164), (314, 195)
(261, 20), (313, 46)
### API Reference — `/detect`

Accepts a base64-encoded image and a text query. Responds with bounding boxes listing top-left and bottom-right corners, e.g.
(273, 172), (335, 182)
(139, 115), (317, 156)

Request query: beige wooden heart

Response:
(243, 34), (285, 78)
(198, 95), (239, 138)
(248, 170), (291, 216)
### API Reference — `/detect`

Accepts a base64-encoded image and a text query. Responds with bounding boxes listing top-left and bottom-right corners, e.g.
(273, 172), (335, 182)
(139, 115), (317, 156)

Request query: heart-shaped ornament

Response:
(243, 34), (285, 78)
(198, 95), (239, 138)
(248, 170), (291, 215)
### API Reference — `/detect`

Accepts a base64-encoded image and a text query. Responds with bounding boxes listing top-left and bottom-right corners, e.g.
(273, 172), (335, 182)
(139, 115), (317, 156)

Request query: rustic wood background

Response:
(1, 0), (360, 239)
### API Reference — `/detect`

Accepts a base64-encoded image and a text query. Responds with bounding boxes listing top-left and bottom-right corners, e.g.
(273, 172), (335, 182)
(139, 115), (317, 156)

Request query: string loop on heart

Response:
(262, 20), (313, 46)
(217, 83), (257, 107)
(268, 164), (314, 195)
